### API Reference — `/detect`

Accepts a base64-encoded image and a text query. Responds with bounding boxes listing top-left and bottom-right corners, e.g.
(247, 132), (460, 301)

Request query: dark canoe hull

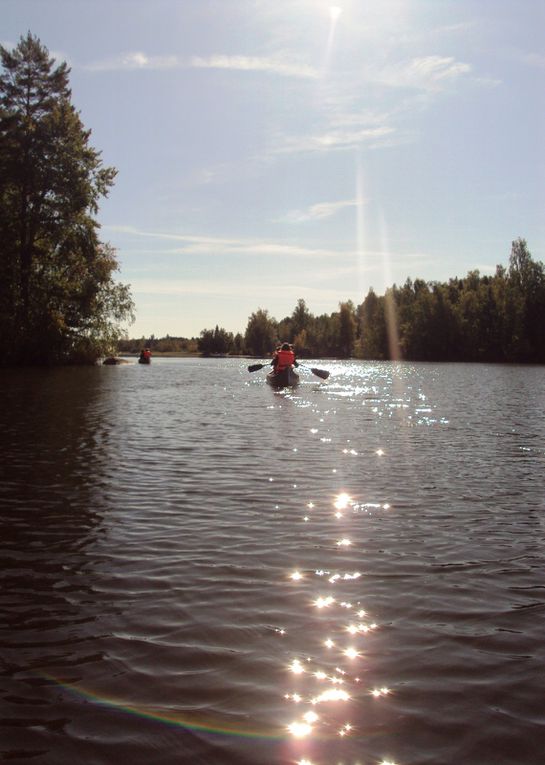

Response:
(138, 358), (151, 364)
(266, 366), (300, 388)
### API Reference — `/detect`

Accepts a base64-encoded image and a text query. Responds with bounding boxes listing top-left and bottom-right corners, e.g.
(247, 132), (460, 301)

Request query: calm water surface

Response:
(1, 358), (544, 764)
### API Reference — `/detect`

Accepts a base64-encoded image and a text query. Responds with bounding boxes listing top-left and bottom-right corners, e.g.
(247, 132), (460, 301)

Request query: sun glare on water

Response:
(334, 492), (352, 510)
(288, 720), (313, 738)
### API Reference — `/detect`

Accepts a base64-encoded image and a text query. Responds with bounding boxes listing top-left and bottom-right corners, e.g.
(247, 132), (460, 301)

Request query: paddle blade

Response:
(248, 363), (266, 373)
(311, 367), (330, 380)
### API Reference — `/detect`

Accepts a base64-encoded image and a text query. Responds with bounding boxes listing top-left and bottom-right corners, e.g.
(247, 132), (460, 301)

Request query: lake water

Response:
(1, 358), (544, 765)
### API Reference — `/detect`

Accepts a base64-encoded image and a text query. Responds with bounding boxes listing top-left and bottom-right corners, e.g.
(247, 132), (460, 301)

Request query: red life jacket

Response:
(276, 349), (295, 371)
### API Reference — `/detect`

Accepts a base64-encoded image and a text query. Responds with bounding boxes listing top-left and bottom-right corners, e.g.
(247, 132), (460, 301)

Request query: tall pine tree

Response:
(0, 33), (133, 364)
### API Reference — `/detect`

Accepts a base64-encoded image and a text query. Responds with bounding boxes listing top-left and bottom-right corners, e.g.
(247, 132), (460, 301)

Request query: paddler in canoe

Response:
(247, 349), (329, 383)
(267, 342), (300, 387)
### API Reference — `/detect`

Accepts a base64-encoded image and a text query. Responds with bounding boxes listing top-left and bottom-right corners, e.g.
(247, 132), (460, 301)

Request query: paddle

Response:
(298, 364), (330, 380)
(247, 362), (329, 380)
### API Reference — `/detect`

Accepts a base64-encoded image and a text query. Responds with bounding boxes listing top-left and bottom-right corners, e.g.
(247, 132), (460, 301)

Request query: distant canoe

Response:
(103, 357), (128, 365)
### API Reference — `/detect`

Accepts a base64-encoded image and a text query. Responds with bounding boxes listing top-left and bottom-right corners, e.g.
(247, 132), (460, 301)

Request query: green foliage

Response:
(244, 308), (277, 356)
(198, 325), (235, 355)
(117, 335), (197, 354)
(508, 238), (545, 361)
(357, 288), (387, 359)
(0, 33), (133, 365)
(338, 301), (357, 358)
(354, 239), (544, 363)
(237, 238), (544, 362)
(291, 298), (312, 336)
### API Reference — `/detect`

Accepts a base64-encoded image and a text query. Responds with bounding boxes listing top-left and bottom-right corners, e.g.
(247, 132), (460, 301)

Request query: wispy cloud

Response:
(107, 225), (339, 258)
(273, 126), (397, 154)
(433, 21), (477, 36)
(280, 199), (358, 223)
(109, 225), (432, 275)
(86, 48), (470, 92)
(379, 55), (472, 91)
(523, 52), (545, 69)
(190, 54), (318, 79)
(263, 51), (473, 158)
(86, 51), (181, 71)
(85, 51), (318, 78)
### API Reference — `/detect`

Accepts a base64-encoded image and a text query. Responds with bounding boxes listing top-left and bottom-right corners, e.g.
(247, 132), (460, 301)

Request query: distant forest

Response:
(120, 238), (545, 363)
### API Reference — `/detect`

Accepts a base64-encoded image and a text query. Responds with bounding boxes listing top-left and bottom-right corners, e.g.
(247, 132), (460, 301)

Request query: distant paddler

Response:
(138, 347), (152, 364)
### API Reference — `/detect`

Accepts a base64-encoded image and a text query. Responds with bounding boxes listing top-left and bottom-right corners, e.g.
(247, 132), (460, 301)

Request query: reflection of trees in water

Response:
(1, 366), (114, 548)
(0, 367), (121, 758)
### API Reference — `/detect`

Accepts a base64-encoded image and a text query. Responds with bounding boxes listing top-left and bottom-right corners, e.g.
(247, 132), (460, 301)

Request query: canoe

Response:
(138, 357), (151, 364)
(266, 366), (300, 387)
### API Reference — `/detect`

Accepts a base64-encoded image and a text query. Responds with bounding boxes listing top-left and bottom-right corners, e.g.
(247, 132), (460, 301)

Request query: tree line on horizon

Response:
(122, 238), (545, 364)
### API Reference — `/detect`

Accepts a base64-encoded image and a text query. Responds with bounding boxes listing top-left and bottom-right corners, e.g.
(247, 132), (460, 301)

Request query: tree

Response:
(232, 332), (245, 355)
(338, 301), (357, 357)
(507, 238), (545, 361)
(0, 33), (133, 365)
(357, 288), (387, 359)
(198, 325), (234, 354)
(244, 308), (277, 356)
(291, 298), (312, 335)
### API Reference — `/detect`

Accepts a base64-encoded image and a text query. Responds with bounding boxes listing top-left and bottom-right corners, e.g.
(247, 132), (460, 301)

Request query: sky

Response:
(3, 0), (544, 338)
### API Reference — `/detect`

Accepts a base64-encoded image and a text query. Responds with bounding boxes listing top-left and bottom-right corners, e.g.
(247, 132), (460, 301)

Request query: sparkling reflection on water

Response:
(1, 358), (544, 764)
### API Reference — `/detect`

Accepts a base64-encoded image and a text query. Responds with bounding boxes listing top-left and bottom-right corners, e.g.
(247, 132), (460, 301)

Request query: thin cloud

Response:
(280, 199), (358, 223)
(86, 51), (181, 71)
(110, 225), (431, 276)
(523, 52), (545, 69)
(409, 55), (471, 81)
(107, 225), (339, 258)
(327, 109), (395, 129)
(129, 278), (350, 303)
(433, 21), (477, 35)
(379, 55), (472, 91)
(85, 51), (318, 78)
(274, 126), (397, 154)
(472, 76), (502, 88)
(190, 54), (319, 79)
